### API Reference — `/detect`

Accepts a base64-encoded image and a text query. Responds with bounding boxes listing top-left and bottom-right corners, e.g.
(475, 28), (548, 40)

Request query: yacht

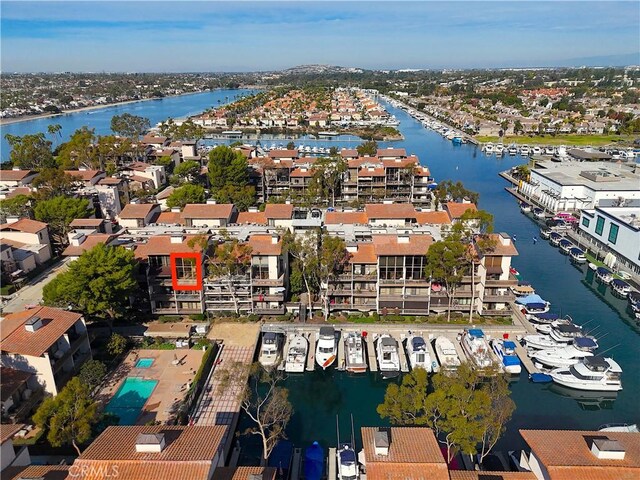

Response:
(524, 334), (562, 351)
(531, 345), (594, 369)
(344, 332), (367, 374)
(628, 292), (640, 319)
(516, 294), (550, 317)
(316, 327), (338, 370)
(549, 232), (563, 246)
(376, 334), (401, 379)
(595, 267), (613, 284)
(336, 444), (359, 480)
(550, 356), (622, 392)
(407, 335), (438, 372)
(434, 336), (462, 370)
(258, 332), (283, 368)
(532, 207), (546, 219)
(532, 146), (543, 156)
(540, 227), (552, 239)
(490, 339), (521, 374)
(508, 144), (518, 156)
(520, 145), (531, 156)
(285, 334), (308, 373)
(549, 323), (587, 343)
(569, 247), (586, 263)
(511, 283), (535, 297)
(544, 146), (555, 156)
(494, 144), (505, 156)
(610, 279), (631, 297)
(460, 329), (493, 368)
(558, 239), (574, 254)
(483, 143), (495, 154)
(519, 202), (532, 213)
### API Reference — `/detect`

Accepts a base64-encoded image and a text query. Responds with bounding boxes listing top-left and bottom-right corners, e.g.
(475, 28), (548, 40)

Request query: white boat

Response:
(519, 203), (532, 213)
(525, 334), (562, 350)
(460, 329), (493, 368)
(376, 335), (401, 379)
(550, 356), (622, 392)
(599, 423), (639, 433)
(595, 267), (613, 284)
(531, 345), (594, 368)
(549, 232), (563, 246)
(344, 332), (367, 374)
(337, 444), (359, 480)
(258, 332), (283, 368)
(520, 145), (531, 156)
(533, 207), (546, 219)
(532, 146), (543, 156)
(544, 146), (555, 156)
(491, 339), (521, 374)
(508, 145), (518, 156)
(610, 279), (631, 297)
(483, 143), (495, 153)
(559, 239), (574, 254)
(494, 144), (505, 156)
(434, 336), (462, 369)
(511, 283), (535, 297)
(548, 323), (586, 343)
(284, 334), (308, 373)
(540, 227), (552, 239)
(588, 262), (598, 271)
(407, 335), (438, 372)
(569, 247), (586, 263)
(316, 326), (338, 370)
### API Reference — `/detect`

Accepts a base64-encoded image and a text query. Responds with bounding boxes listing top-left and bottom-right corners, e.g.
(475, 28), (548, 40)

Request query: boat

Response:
(491, 339), (521, 374)
(558, 239), (574, 254)
(516, 294), (550, 317)
(628, 292), (640, 318)
(550, 356), (622, 392)
(528, 312), (559, 324)
(549, 232), (563, 246)
(483, 143), (495, 153)
(336, 444), (359, 480)
(524, 334), (562, 350)
(544, 146), (555, 156)
(318, 131), (339, 136)
(531, 345), (594, 368)
(595, 267), (613, 284)
(304, 442), (325, 480)
(610, 279), (631, 297)
(509, 266), (520, 277)
(376, 334), (401, 379)
(599, 423), (639, 433)
(508, 145), (518, 156)
(285, 334), (308, 373)
(316, 327), (338, 370)
(460, 329), (493, 368)
(533, 207), (546, 219)
(529, 372), (553, 383)
(258, 332), (283, 368)
(407, 335), (438, 372)
(548, 323), (587, 343)
(520, 145), (531, 156)
(434, 336), (462, 369)
(540, 227), (552, 239)
(588, 262), (598, 271)
(511, 283), (535, 297)
(532, 146), (543, 156)
(344, 332), (367, 374)
(519, 202), (532, 213)
(452, 136), (463, 145)
(569, 247), (586, 263)
(494, 144), (505, 156)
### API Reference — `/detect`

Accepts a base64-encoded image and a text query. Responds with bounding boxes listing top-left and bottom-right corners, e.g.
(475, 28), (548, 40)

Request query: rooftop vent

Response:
(70, 233), (86, 247)
(271, 234), (279, 245)
(248, 206), (259, 213)
(135, 432), (166, 453)
(170, 235), (184, 244)
(206, 199), (217, 205)
(591, 438), (625, 460)
(499, 232), (511, 246)
(170, 207), (181, 213)
(25, 316), (42, 333)
(374, 428), (390, 456)
(397, 235), (410, 244)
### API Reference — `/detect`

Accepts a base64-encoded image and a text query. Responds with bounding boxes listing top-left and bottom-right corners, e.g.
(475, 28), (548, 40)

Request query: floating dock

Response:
(366, 335), (378, 372)
(514, 341), (540, 375)
(290, 448), (302, 480)
(306, 332), (316, 371)
(327, 447), (337, 480)
(392, 332), (410, 373)
(424, 333), (439, 371)
(278, 334), (291, 371)
(337, 330), (346, 370)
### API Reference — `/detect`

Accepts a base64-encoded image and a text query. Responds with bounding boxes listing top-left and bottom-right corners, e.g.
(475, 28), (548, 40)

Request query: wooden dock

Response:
(337, 329), (346, 370)
(366, 335), (378, 372)
(278, 334), (291, 371)
(290, 448), (302, 480)
(392, 332), (410, 373)
(327, 447), (337, 480)
(424, 333), (439, 372)
(514, 341), (540, 375)
(306, 332), (316, 371)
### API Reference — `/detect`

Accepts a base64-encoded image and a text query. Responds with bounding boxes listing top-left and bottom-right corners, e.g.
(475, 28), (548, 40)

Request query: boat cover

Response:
(380, 337), (397, 347)
(611, 279), (629, 288)
(503, 355), (521, 366)
(569, 247), (584, 255)
(629, 292), (640, 305)
(411, 337), (426, 350)
(596, 267), (611, 275)
(525, 303), (547, 310)
(304, 442), (324, 480)
(319, 326), (335, 337)
(533, 313), (559, 321)
(559, 239), (572, 246)
(556, 324), (582, 334)
(339, 448), (356, 465)
(574, 337), (597, 349)
(515, 294), (547, 306)
(503, 340), (517, 350)
(530, 373), (553, 383)
(468, 328), (484, 338)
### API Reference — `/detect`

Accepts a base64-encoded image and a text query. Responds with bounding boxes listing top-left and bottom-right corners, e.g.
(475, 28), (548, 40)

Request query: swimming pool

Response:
(104, 377), (158, 425)
(135, 358), (154, 368)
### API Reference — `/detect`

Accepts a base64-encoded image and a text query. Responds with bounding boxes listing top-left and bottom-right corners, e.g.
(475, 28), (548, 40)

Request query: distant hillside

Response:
(282, 64), (365, 75)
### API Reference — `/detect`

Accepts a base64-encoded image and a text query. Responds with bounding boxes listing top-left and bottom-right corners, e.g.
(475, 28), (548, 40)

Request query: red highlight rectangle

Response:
(170, 252), (202, 291)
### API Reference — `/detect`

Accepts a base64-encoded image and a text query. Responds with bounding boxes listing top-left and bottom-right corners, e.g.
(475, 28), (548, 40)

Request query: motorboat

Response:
(520, 145), (531, 156)
(258, 332), (283, 368)
(549, 323), (587, 343)
(532, 146), (543, 156)
(316, 327), (338, 370)
(519, 202), (532, 213)
(285, 334), (308, 373)
(610, 279), (631, 297)
(344, 332), (367, 374)
(549, 232), (562, 246)
(336, 444), (359, 480)
(532, 207), (546, 219)
(595, 267), (613, 284)
(599, 423), (639, 433)
(531, 345), (594, 369)
(544, 146), (555, 156)
(528, 312), (559, 324)
(588, 262), (598, 271)
(460, 329), (493, 368)
(516, 294), (550, 317)
(305, 442), (324, 480)
(558, 239), (574, 254)
(494, 144), (505, 156)
(628, 292), (640, 318)
(550, 356), (622, 392)
(511, 283), (535, 297)
(569, 247), (586, 263)
(491, 339), (521, 374)
(407, 335), (438, 372)
(540, 227), (552, 239)
(483, 143), (495, 153)
(509, 266), (520, 277)
(508, 145), (518, 156)
(376, 335), (401, 379)
(525, 334), (562, 350)
(434, 336), (462, 370)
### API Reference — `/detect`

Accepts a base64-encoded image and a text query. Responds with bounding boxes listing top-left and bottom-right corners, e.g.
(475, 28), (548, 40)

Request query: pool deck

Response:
(97, 348), (204, 425)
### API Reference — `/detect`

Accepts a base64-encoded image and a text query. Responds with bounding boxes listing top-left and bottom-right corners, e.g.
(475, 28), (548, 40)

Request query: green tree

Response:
(434, 180), (480, 206)
(32, 377), (100, 455)
(4, 133), (55, 170)
(43, 244), (138, 328)
(425, 238), (468, 322)
(513, 119), (524, 135)
(107, 332), (128, 356)
(57, 127), (96, 169)
(78, 360), (107, 390)
(356, 140), (378, 156)
(47, 123), (62, 141)
(310, 156), (347, 207)
(110, 113), (150, 140)
(213, 185), (256, 211)
(207, 145), (249, 190)
(166, 184), (205, 209)
(32, 168), (81, 200)
(207, 237), (252, 315)
(34, 196), (91, 245)
(155, 155), (174, 174)
(376, 368), (430, 425)
(282, 230), (320, 317)
(173, 160), (201, 182)
(318, 232), (351, 319)
(0, 194), (32, 221)
(286, 141), (296, 150)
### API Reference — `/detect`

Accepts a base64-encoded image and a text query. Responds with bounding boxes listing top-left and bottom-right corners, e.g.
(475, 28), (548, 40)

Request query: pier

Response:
(424, 333), (439, 371)
(366, 334), (378, 372)
(514, 341), (540, 375)
(306, 332), (316, 371)
(327, 447), (337, 480)
(392, 332), (410, 373)
(337, 330), (346, 370)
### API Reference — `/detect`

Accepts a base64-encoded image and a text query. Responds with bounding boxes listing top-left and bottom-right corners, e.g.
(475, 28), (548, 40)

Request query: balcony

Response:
(252, 275), (284, 287)
(353, 289), (377, 297)
(483, 293), (515, 303)
(148, 265), (172, 278)
(253, 293), (284, 302)
(253, 307), (286, 315)
(51, 332), (89, 372)
(481, 308), (512, 316)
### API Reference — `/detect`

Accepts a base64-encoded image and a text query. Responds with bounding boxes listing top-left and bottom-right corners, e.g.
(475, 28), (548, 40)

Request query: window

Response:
(595, 216), (605, 235)
(581, 217), (590, 228)
(174, 257), (197, 285)
(608, 224), (619, 244)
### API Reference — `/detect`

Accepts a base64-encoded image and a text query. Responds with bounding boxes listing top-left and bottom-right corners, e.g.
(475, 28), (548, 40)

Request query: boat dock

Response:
(448, 333), (469, 363)
(337, 331), (346, 370)
(366, 334), (378, 372)
(327, 447), (337, 480)
(290, 448), (302, 480)
(425, 333), (439, 370)
(278, 334), (291, 371)
(514, 341), (540, 375)
(306, 333), (316, 371)
(393, 332), (410, 373)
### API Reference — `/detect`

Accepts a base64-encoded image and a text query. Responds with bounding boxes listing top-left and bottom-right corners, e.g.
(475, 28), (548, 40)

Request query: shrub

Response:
(188, 313), (206, 321)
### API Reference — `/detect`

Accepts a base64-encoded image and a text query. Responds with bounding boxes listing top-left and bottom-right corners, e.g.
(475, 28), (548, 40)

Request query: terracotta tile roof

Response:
(0, 170), (35, 181)
(520, 429), (640, 479)
(155, 186), (175, 200)
(380, 157), (419, 168)
(415, 211), (451, 225)
(264, 203), (294, 219)
(181, 203), (234, 220)
(0, 306), (83, 357)
(129, 174), (155, 184)
(69, 218), (105, 227)
(350, 244), (377, 264)
(141, 135), (168, 144)
(325, 211), (369, 225)
(0, 218), (48, 234)
(98, 176), (124, 185)
(445, 202), (478, 219)
(156, 211), (184, 225)
(361, 427), (448, 480)
(348, 156), (380, 168)
(3, 465), (69, 480)
(290, 168), (314, 177)
(212, 466), (278, 480)
(236, 211), (267, 225)
(268, 149), (298, 159)
(358, 167), (385, 177)
(62, 234), (116, 257)
(340, 149), (359, 158)
(124, 161), (153, 172)
(373, 234), (433, 256)
(247, 234), (282, 256)
(415, 166), (432, 177)
(377, 148), (407, 158)
(449, 472), (537, 480)
(3, 187), (32, 198)
(119, 203), (158, 219)
(477, 234), (519, 257)
(134, 235), (207, 259)
(64, 169), (103, 181)
(365, 204), (417, 220)
(0, 423), (25, 444)
(250, 158), (295, 169)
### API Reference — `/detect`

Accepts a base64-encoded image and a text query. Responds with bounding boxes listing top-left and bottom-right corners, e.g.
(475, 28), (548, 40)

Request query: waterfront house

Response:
(0, 306), (92, 396)
(0, 218), (52, 265)
(62, 232), (119, 260)
(64, 169), (105, 188)
(118, 203), (161, 228)
(474, 233), (519, 315)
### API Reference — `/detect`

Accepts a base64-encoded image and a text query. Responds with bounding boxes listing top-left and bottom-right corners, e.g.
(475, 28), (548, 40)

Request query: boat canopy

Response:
(304, 442), (324, 480)
(584, 356), (609, 371)
(503, 355), (521, 366)
(596, 267), (611, 275)
(319, 326), (335, 337)
(559, 239), (572, 246)
(549, 232), (562, 239)
(629, 292), (640, 305)
(339, 448), (356, 465)
(570, 247), (584, 255)
(524, 303), (547, 310)
(468, 328), (484, 338)
(503, 340), (517, 350)
(515, 294), (548, 306)
(556, 324), (582, 334)
(263, 332), (277, 344)
(380, 337), (397, 347)
(534, 312), (559, 321)
(513, 284), (535, 295)
(574, 337), (598, 349)
(611, 279), (629, 288)
(411, 337), (426, 350)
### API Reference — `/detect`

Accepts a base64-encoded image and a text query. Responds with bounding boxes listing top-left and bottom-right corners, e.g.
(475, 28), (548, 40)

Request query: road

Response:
(1, 258), (70, 314)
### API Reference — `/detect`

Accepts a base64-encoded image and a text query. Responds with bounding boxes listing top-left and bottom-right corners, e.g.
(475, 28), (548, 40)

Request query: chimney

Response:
(25, 316), (42, 332)
(346, 245), (358, 253)
(271, 234), (279, 245)
(285, 200), (291, 205)
(397, 235), (410, 244)
(12, 166), (20, 171)
(591, 438), (625, 460)
(79, 167), (87, 171)
(135, 433), (166, 453)
(170, 235), (184, 244)
(374, 428), (390, 456)
(499, 232), (510, 246)
(248, 206), (258, 213)
(70, 233), (85, 247)
(170, 207), (181, 213)
(206, 199), (217, 205)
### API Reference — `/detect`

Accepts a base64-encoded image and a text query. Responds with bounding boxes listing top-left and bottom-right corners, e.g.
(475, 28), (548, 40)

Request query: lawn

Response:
(475, 134), (638, 147)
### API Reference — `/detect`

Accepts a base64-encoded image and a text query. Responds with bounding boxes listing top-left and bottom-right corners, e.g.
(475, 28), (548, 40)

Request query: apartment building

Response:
(0, 169), (38, 189)
(181, 202), (236, 228)
(0, 218), (53, 266)
(118, 203), (161, 228)
(0, 307), (92, 396)
(475, 233), (519, 315)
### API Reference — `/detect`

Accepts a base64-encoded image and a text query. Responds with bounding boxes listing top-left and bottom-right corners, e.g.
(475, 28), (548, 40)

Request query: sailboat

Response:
(336, 415), (360, 480)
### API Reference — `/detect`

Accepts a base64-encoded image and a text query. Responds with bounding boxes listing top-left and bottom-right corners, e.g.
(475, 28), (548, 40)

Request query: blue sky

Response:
(1, 1), (639, 72)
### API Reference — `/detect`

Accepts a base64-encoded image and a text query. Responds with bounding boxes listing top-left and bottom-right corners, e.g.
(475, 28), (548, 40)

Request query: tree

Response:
(377, 368), (430, 425)
(207, 145), (249, 190)
(33, 377), (100, 455)
(434, 180), (480, 206)
(166, 184), (205, 209)
(43, 244), (138, 328)
(213, 185), (256, 211)
(34, 196), (91, 245)
(4, 132), (55, 170)
(47, 123), (62, 141)
(207, 238), (252, 315)
(318, 232), (350, 320)
(310, 156), (347, 207)
(107, 333), (128, 356)
(32, 168), (81, 200)
(514, 164), (530, 180)
(283, 230), (320, 317)
(78, 360), (107, 390)
(110, 113), (150, 140)
(57, 127), (96, 169)
(173, 160), (201, 182)
(217, 362), (293, 463)
(513, 119), (524, 135)
(0, 194), (32, 221)
(356, 140), (378, 156)
(425, 239), (468, 322)
(155, 155), (174, 174)
(286, 141), (296, 150)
